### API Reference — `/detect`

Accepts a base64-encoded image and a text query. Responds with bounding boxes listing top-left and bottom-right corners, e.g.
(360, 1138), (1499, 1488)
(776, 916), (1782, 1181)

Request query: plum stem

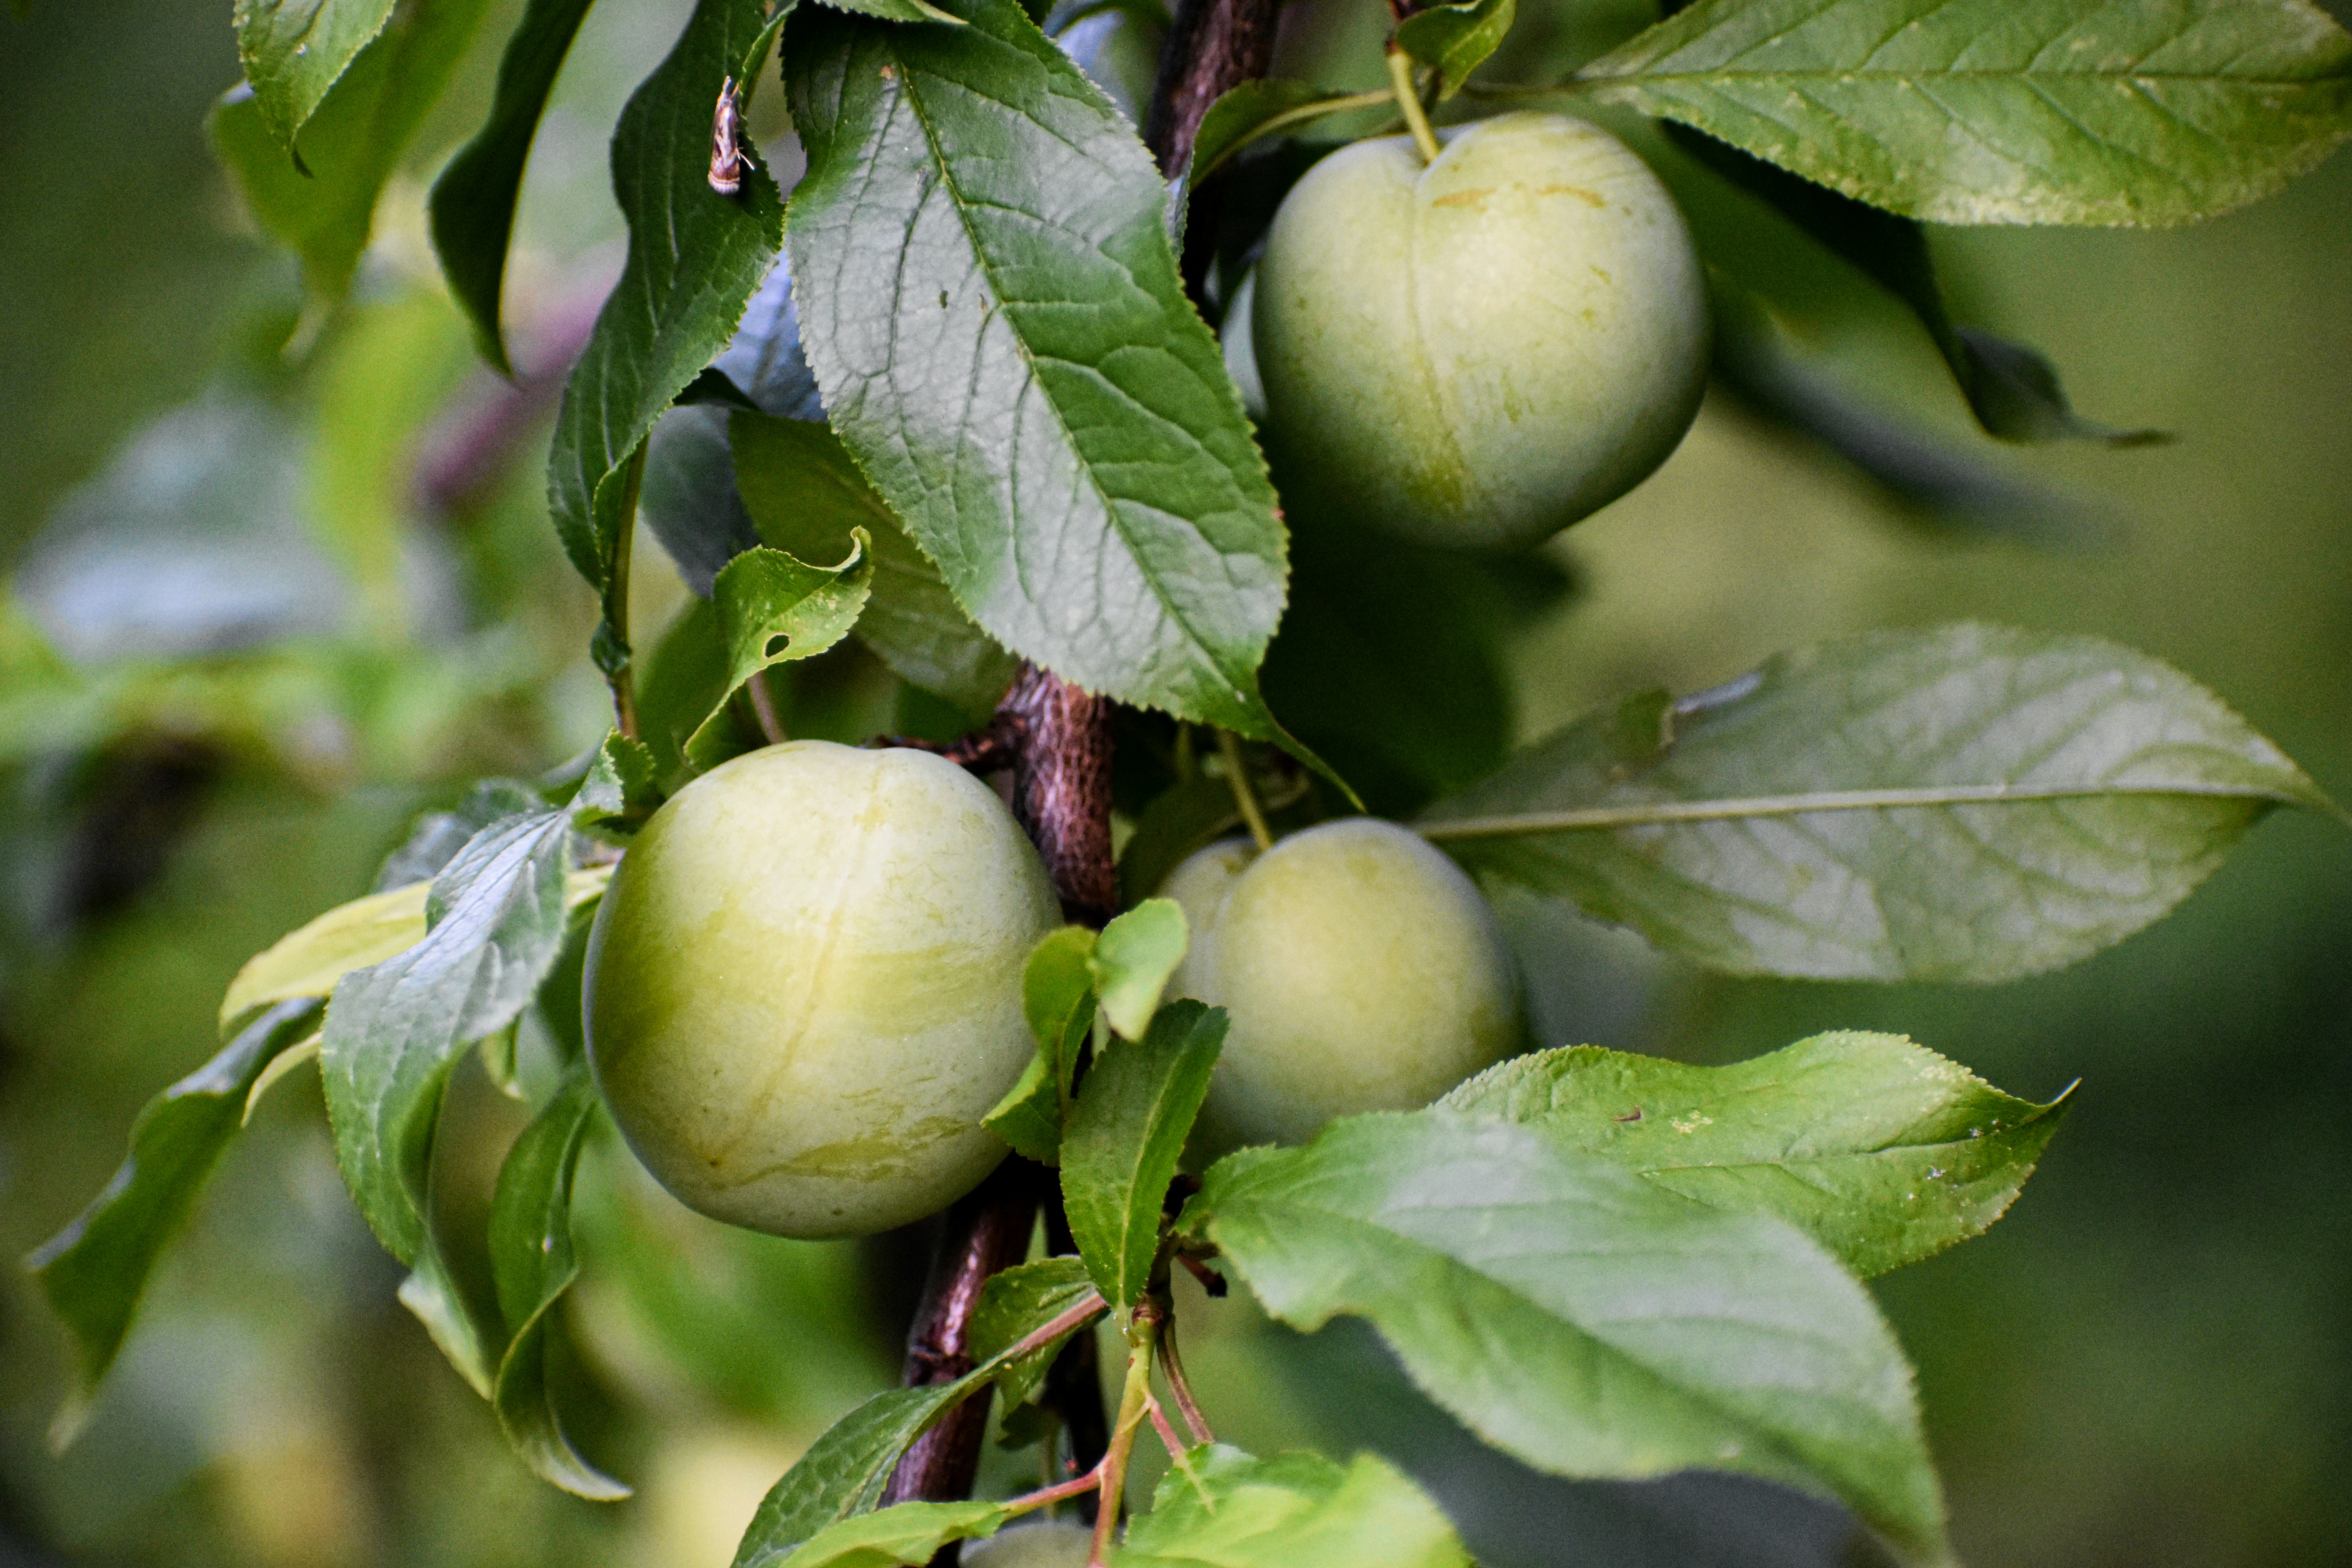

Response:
(1387, 45), (1444, 164)
(1087, 1332), (1159, 1568)
(1216, 729), (1276, 851)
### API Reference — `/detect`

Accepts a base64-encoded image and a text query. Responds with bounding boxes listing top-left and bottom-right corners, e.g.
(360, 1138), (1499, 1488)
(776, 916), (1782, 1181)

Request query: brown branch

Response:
(880, 1161), (1045, 1509)
(1142, 0), (1284, 177)
(995, 665), (1120, 926)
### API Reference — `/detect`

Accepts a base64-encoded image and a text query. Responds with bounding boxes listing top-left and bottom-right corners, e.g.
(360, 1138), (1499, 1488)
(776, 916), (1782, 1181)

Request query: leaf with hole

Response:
(731, 411), (1019, 717)
(682, 539), (876, 773)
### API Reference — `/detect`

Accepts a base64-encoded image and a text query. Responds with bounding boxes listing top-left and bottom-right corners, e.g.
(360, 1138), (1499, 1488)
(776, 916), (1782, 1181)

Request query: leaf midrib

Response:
(885, 29), (1257, 712)
(1416, 777), (2290, 842)
(1586, 64), (2348, 90)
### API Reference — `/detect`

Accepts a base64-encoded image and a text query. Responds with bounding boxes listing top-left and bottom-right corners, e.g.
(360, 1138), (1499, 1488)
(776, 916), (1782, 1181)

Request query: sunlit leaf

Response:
(1089, 898), (1187, 1040)
(1114, 1445), (1471, 1568)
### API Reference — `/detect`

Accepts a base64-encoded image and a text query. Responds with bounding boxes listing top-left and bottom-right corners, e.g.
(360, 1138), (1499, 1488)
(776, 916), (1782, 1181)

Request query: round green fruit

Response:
(962, 1521), (1093, 1567)
(1252, 111), (1709, 551)
(1161, 819), (1524, 1154)
(584, 740), (1058, 1238)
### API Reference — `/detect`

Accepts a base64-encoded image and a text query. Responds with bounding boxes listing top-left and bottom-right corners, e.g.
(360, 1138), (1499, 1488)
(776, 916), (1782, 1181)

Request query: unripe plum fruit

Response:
(962, 1521), (1093, 1566)
(1161, 819), (1524, 1154)
(584, 740), (1058, 1238)
(1252, 112), (1709, 551)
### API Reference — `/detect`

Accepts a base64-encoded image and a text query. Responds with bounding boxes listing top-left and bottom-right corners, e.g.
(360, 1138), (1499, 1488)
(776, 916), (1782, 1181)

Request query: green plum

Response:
(1252, 112), (1710, 551)
(962, 1521), (1093, 1566)
(585, 740), (1058, 1238)
(1161, 819), (1524, 1155)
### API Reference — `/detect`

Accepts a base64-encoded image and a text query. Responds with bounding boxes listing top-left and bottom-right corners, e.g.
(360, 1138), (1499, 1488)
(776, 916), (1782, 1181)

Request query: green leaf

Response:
(1185, 80), (1383, 183)
(1185, 1114), (1952, 1566)
(320, 810), (575, 1394)
(984, 1053), (1066, 1166)
(488, 1067), (628, 1499)
(1578, 0), (2352, 227)
(1674, 130), (2161, 445)
(823, 0), (969, 22)
(984, 926), (1103, 1162)
(967, 1254), (1099, 1412)
(1396, 0), (1516, 101)
(1026, 925), (1103, 1060)
(572, 731), (665, 839)
(220, 865), (615, 1031)
(1707, 285), (2109, 542)
(1417, 623), (2341, 982)
(782, 0), (1293, 735)
(212, 0), (499, 299)
(377, 780), (549, 890)
(1262, 522), (1552, 818)
(1089, 898), (1188, 1040)
(1114, 1446), (1471, 1568)
(548, 0), (788, 642)
(682, 539), (876, 773)
(1116, 771), (1248, 909)
(730, 410), (1020, 717)
(428, 0), (601, 369)
(1062, 1000), (1226, 1309)
(232, 0), (399, 149)
(778, 1501), (1009, 1568)
(733, 1280), (1106, 1565)
(27, 1001), (323, 1442)
(1445, 1033), (2071, 1277)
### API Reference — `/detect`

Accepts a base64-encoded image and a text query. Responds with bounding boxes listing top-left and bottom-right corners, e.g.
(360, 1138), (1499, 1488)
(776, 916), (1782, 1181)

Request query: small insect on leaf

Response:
(710, 75), (746, 198)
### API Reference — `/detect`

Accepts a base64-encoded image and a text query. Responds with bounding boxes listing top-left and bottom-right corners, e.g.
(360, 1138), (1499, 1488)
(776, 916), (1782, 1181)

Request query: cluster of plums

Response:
(585, 741), (1523, 1237)
(585, 112), (1700, 1238)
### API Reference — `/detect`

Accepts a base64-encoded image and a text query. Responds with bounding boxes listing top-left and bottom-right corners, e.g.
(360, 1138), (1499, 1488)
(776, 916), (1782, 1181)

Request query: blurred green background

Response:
(2, 2), (2347, 1566)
